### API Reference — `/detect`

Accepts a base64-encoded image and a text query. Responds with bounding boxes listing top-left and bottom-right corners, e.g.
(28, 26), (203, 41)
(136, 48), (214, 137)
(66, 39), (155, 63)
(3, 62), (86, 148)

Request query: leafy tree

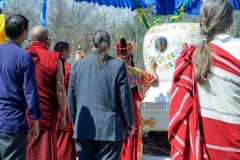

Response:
(1, 0), (240, 68)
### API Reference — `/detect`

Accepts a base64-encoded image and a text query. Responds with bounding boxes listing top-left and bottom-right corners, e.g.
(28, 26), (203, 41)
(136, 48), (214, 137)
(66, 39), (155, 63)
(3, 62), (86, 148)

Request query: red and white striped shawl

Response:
(168, 43), (240, 160)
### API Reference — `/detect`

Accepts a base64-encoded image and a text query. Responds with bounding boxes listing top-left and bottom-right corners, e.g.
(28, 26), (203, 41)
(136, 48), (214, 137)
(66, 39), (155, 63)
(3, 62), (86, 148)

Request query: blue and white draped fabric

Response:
(40, 0), (47, 27)
(0, 0), (5, 14)
(231, 0), (240, 10)
(174, 0), (202, 15)
(74, 0), (240, 15)
(74, 0), (161, 14)
(178, 0), (240, 14)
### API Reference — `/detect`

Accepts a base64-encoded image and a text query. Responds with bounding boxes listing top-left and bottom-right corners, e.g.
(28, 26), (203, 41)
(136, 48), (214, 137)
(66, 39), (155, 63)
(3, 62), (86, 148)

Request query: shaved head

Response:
(30, 25), (49, 43)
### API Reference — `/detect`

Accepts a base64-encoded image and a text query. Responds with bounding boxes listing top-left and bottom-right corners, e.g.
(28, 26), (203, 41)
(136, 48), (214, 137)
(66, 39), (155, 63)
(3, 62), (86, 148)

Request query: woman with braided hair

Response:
(168, 0), (240, 159)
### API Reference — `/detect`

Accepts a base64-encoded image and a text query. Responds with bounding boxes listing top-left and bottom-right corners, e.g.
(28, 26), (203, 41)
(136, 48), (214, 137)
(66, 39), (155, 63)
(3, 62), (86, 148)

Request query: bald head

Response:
(30, 25), (49, 43)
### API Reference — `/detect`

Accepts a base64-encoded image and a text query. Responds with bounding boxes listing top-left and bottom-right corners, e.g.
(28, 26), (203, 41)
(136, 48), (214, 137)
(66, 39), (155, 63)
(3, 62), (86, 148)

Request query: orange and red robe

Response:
(121, 66), (155, 160)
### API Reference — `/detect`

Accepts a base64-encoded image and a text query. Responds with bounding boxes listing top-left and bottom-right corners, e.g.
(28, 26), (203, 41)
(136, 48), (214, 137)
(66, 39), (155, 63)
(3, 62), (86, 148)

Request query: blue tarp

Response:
(74, 0), (240, 15)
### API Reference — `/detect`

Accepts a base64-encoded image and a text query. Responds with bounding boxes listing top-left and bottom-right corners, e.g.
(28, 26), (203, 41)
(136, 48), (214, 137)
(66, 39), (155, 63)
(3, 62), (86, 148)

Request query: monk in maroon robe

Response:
(25, 25), (66, 160)
(54, 42), (77, 160)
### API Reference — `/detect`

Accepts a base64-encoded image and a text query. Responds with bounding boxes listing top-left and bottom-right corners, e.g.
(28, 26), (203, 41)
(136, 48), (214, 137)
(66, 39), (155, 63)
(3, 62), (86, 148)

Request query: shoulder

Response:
(64, 62), (71, 69)
(16, 47), (34, 66)
(21, 50), (32, 60)
(1, 43), (28, 55)
(64, 62), (71, 67)
(212, 34), (240, 47)
(107, 55), (124, 68)
(11, 45), (33, 61)
(49, 51), (60, 61)
(70, 60), (79, 71)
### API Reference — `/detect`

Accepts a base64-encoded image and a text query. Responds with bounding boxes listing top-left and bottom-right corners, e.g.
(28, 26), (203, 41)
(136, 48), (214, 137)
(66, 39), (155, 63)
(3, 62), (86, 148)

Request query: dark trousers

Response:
(76, 139), (123, 160)
(0, 133), (27, 160)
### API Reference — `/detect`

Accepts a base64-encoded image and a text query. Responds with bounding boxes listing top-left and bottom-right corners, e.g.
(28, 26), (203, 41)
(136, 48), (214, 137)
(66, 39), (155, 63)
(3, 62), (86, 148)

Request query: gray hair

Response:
(194, 0), (233, 84)
(200, 0), (233, 41)
(91, 30), (111, 67)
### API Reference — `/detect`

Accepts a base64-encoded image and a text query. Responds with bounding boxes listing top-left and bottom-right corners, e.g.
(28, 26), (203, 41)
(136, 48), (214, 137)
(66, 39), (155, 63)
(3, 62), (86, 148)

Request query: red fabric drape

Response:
(25, 42), (59, 160)
(26, 42), (59, 130)
(168, 43), (240, 160)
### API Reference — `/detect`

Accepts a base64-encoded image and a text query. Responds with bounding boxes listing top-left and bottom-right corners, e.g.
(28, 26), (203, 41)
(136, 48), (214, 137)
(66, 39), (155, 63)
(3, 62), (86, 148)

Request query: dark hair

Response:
(194, 0), (233, 84)
(54, 42), (70, 53)
(91, 30), (111, 67)
(5, 14), (29, 39)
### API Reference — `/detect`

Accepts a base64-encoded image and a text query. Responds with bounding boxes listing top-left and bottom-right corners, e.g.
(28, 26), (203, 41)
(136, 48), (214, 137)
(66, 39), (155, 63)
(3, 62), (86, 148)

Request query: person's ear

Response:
(62, 50), (67, 57)
(230, 20), (234, 28)
(46, 36), (51, 44)
(21, 30), (27, 41)
(90, 42), (94, 49)
(227, 20), (234, 31)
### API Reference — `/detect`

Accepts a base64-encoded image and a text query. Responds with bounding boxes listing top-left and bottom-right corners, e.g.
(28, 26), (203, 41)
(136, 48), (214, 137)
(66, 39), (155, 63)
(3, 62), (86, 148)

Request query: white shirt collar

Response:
(213, 34), (233, 41)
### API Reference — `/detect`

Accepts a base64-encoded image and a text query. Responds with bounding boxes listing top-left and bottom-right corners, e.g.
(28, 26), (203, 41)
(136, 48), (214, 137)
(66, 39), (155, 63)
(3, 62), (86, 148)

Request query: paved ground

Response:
(76, 154), (170, 160)
(142, 155), (170, 160)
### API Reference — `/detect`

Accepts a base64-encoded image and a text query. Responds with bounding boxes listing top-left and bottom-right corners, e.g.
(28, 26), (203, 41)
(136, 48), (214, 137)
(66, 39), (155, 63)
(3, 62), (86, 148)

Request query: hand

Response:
(58, 115), (66, 129)
(29, 120), (40, 142)
(126, 125), (135, 136)
(149, 60), (158, 70)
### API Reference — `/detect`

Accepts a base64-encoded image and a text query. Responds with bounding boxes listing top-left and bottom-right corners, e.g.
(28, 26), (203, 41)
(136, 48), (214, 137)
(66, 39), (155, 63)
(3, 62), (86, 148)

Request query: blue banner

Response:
(40, 0), (47, 27)
(74, 0), (240, 15)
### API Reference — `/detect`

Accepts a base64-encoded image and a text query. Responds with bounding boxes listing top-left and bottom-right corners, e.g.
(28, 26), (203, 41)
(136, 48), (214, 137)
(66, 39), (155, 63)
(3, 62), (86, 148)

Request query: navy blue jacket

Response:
(68, 51), (134, 141)
(0, 41), (41, 134)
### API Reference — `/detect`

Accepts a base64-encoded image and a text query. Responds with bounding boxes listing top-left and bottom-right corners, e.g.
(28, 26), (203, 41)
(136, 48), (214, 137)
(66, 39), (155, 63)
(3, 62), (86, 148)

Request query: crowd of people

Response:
(0, 13), (159, 160)
(0, 0), (239, 160)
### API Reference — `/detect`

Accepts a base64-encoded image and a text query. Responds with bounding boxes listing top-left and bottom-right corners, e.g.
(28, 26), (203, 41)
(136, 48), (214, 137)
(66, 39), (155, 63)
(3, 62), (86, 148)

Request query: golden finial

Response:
(120, 34), (124, 39)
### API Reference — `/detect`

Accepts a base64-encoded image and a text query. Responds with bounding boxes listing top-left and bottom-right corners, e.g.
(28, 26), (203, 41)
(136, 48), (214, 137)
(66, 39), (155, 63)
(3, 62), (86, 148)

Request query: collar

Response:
(90, 51), (99, 55)
(30, 41), (48, 50)
(213, 34), (233, 41)
(6, 39), (21, 47)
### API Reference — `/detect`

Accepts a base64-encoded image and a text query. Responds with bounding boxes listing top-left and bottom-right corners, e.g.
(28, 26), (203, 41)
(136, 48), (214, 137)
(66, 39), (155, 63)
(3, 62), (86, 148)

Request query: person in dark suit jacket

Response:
(68, 30), (135, 160)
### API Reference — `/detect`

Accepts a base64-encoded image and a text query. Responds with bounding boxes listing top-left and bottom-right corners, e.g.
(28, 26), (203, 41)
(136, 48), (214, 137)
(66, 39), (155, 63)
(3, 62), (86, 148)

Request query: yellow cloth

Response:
(0, 14), (6, 44)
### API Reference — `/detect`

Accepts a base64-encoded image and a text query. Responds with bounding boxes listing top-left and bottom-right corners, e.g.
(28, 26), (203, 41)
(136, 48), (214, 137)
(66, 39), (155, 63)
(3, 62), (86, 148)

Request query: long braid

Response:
(194, 0), (233, 84)
(91, 30), (111, 68)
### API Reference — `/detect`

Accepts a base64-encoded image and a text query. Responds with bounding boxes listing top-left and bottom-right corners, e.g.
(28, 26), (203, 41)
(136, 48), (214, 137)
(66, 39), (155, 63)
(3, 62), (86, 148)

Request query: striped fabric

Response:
(168, 43), (240, 160)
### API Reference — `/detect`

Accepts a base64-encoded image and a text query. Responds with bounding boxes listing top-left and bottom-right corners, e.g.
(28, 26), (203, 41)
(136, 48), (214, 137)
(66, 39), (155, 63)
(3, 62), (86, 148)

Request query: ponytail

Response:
(91, 30), (111, 68)
(194, 0), (233, 84)
(194, 40), (212, 84)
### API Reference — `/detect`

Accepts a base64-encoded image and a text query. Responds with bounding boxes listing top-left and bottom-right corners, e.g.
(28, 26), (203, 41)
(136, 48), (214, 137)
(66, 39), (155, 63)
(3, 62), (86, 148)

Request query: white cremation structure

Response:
(141, 22), (201, 131)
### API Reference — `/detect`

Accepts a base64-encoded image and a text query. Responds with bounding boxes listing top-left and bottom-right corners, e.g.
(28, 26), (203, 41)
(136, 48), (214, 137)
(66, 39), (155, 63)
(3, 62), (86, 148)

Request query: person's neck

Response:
(8, 38), (22, 47)
(92, 48), (99, 52)
(61, 55), (67, 62)
(31, 41), (49, 49)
